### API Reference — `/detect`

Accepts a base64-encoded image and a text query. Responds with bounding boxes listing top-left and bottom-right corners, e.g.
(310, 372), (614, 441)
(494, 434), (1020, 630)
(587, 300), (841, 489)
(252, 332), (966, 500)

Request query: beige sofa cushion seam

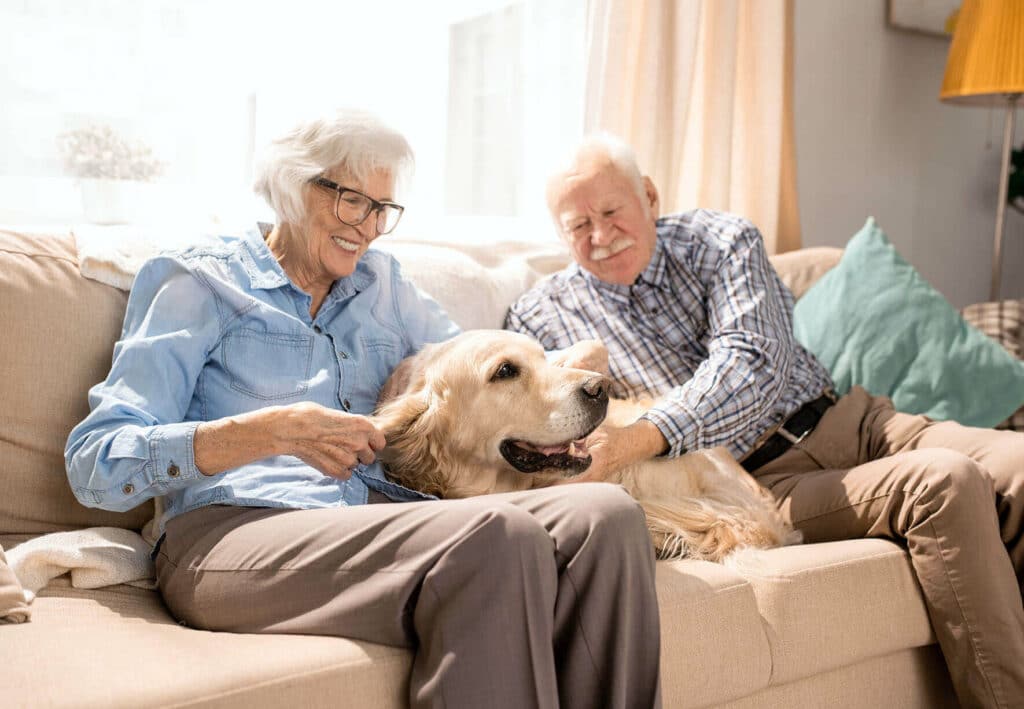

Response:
(162, 650), (410, 708)
(0, 247), (79, 267)
(657, 580), (752, 611)
(753, 549), (907, 580)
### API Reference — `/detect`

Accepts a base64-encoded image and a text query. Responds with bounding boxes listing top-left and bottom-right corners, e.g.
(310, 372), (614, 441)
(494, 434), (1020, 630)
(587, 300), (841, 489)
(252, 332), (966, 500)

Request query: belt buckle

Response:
(776, 425), (810, 446)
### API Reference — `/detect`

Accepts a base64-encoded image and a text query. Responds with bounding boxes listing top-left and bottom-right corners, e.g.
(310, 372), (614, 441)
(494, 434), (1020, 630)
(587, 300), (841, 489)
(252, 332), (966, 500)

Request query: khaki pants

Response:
(753, 387), (1024, 709)
(156, 483), (662, 709)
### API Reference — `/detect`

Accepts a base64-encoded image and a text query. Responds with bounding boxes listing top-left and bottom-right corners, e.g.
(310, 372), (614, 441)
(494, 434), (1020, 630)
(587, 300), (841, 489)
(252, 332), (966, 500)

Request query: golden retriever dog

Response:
(373, 330), (801, 561)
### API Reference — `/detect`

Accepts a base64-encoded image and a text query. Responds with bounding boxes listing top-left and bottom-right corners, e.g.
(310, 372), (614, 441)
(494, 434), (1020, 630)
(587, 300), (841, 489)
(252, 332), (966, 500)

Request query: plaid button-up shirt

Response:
(505, 209), (834, 459)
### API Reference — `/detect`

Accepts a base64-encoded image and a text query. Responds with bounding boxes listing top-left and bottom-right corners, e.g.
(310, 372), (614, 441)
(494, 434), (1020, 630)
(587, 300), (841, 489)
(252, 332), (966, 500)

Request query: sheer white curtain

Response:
(583, 0), (801, 253)
(0, 0), (585, 242)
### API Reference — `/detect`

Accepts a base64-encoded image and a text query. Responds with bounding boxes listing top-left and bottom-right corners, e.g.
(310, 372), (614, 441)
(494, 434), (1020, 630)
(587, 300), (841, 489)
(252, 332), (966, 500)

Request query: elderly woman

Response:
(65, 110), (661, 708)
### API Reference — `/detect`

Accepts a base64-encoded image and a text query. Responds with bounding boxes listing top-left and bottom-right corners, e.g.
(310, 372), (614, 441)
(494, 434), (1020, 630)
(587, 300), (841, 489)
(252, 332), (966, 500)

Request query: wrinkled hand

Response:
(571, 426), (622, 483)
(551, 339), (610, 375)
(572, 420), (669, 483)
(274, 402), (386, 480)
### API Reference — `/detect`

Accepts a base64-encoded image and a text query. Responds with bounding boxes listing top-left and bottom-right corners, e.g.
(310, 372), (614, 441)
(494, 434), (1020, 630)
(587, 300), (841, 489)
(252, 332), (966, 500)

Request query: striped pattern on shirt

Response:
(505, 209), (834, 459)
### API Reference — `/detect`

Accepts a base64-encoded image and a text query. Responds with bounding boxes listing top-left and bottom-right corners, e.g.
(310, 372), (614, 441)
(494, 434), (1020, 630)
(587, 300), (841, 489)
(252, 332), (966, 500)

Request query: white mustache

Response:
(590, 239), (634, 261)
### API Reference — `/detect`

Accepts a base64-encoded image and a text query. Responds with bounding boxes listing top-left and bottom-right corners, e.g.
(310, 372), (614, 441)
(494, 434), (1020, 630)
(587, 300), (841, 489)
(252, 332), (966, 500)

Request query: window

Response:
(0, 0), (584, 242)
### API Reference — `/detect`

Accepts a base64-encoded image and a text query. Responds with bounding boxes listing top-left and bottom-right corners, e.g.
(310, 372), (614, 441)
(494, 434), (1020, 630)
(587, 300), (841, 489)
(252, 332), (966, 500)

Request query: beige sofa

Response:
(0, 228), (959, 708)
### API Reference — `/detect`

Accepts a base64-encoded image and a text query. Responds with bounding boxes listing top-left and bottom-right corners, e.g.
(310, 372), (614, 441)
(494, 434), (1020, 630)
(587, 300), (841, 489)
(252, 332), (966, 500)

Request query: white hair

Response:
(556, 132), (646, 199)
(253, 108), (414, 225)
(544, 132), (651, 240)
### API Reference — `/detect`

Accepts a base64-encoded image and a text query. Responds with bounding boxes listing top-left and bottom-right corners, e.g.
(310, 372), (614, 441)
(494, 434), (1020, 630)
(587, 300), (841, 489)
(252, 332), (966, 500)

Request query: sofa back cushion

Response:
(0, 229), (153, 534)
(0, 228), (839, 535)
(768, 246), (843, 301)
(377, 239), (575, 329)
(377, 240), (843, 329)
(793, 219), (1024, 427)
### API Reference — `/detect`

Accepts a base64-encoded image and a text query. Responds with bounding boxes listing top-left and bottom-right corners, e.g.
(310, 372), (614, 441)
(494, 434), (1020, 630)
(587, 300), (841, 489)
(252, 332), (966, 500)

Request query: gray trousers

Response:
(156, 483), (662, 709)
(753, 387), (1024, 709)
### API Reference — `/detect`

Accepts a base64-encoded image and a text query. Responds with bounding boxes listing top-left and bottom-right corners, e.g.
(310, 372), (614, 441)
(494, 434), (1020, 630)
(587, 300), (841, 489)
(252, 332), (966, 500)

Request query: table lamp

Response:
(940, 0), (1024, 301)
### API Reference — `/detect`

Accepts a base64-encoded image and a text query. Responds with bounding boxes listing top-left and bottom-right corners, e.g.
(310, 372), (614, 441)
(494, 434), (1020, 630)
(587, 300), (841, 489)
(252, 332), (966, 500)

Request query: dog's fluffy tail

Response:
(639, 497), (801, 562)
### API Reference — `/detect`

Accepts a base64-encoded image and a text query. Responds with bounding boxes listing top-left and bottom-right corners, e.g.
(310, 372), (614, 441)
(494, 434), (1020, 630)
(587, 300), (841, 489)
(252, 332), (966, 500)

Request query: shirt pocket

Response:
(223, 329), (314, 400)
(363, 337), (399, 355)
(346, 333), (404, 413)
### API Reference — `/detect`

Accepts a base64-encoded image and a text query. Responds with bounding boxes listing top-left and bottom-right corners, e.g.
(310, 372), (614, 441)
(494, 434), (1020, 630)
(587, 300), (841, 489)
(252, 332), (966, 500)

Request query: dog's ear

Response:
(372, 383), (431, 443)
(372, 351), (454, 498)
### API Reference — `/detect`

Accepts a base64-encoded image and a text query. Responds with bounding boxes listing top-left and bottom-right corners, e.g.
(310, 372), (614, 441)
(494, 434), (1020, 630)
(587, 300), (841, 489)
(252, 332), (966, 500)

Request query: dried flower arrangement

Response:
(57, 124), (166, 181)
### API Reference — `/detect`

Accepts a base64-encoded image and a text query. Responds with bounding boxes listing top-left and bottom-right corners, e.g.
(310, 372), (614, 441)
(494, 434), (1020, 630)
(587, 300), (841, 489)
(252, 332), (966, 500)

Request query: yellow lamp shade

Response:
(940, 0), (1024, 105)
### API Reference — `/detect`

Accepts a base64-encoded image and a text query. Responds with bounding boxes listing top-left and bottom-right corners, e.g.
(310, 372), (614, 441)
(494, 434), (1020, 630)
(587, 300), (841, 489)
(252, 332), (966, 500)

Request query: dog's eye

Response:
(491, 362), (519, 382)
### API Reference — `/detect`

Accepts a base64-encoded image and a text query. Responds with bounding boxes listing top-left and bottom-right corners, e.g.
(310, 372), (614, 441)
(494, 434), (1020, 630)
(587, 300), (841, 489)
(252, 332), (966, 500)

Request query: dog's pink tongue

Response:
(536, 444), (569, 455)
(518, 441), (570, 455)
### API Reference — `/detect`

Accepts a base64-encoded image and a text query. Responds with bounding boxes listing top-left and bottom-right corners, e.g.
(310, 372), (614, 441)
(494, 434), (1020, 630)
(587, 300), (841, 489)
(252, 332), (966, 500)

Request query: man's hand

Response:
(551, 339), (610, 375)
(575, 419), (668, 482)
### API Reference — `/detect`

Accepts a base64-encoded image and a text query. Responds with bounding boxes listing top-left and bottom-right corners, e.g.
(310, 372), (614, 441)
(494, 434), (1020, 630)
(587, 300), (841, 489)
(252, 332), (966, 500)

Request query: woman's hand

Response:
(194, 402), (386, 481)
(272, 402), (386, 480)
(551, 339), (610, 375)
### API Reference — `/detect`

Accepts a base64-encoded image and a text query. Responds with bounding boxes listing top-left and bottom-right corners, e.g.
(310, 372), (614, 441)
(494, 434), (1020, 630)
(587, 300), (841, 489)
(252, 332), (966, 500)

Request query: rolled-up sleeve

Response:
(65, 256), (222, 511)
(640, 226), (795, 457)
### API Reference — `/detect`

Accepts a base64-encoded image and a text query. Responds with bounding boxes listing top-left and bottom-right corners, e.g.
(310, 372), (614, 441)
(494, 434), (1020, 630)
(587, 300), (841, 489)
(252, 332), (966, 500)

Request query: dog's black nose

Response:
(581, 376), (609, 402)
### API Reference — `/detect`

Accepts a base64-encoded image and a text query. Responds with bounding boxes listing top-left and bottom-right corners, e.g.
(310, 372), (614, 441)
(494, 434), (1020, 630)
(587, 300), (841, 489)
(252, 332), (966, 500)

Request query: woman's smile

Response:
(331, 234), (362, 253)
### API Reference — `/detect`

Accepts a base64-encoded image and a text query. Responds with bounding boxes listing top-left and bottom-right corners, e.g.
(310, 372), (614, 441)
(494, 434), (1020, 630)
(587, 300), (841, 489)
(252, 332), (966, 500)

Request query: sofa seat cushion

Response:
(2, 531), (772, 709)
(0, 581), (412, 709)
(655, 558), (772, 706)
(741, 538), (936, 686)
(0, 533), (939, 709)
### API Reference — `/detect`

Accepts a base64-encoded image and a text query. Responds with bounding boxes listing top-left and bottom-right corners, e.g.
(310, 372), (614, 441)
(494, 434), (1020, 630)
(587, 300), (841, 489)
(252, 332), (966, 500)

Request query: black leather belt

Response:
(741, 393), (836, 472)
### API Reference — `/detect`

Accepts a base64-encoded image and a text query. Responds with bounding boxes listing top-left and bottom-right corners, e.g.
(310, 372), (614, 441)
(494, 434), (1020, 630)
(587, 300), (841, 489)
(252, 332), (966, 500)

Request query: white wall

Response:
(794, 0), (1023, 306)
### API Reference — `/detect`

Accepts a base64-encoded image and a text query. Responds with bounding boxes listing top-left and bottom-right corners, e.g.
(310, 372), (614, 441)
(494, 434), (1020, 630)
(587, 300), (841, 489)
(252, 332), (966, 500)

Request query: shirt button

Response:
(167, 464), (180, 478)
(338, 351), (348, 359)
(342, 399), (351, 411)
(313, 325), (322, 334)
(122, 483), (135, 495)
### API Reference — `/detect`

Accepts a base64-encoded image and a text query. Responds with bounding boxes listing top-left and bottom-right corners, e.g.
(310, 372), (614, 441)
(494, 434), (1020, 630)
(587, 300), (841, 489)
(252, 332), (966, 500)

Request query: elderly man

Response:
(505, 134), (1024, 709)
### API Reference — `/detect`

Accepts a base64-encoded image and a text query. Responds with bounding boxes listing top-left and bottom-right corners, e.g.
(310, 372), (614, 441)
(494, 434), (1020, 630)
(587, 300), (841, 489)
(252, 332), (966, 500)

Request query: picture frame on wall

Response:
(887, 0), (961, 38)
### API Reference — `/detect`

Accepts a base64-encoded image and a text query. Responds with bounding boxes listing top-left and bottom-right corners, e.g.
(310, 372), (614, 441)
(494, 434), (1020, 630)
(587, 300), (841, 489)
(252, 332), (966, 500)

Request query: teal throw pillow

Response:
(792, 218), (1024, 427)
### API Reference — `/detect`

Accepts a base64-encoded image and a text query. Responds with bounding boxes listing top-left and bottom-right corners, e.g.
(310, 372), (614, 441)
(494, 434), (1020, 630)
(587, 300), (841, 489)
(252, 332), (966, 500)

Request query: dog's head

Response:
(373, 330), (609, 497)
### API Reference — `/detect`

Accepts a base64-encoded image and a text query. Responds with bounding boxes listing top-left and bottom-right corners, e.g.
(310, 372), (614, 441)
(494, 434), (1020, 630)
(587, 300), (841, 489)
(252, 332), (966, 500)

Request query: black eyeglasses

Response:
(311, 177), (405, 235)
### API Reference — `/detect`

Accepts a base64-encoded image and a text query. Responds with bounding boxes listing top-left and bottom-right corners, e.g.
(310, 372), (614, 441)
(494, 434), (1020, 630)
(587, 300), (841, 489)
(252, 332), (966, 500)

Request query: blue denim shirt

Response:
(65, 227), (460, 533)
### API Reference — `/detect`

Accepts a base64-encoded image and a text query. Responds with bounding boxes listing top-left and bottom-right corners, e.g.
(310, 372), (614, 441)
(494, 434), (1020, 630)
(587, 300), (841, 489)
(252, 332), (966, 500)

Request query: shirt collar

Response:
(635, 231), (669, 290)
(572, 262), (631, 305)
(240, 224), (375, 296)
(240, 225), (289, 290)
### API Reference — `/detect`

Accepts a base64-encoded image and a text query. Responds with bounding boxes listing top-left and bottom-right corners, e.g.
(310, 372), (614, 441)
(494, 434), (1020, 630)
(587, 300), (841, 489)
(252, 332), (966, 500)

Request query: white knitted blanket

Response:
(5, 527), (156, 604)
